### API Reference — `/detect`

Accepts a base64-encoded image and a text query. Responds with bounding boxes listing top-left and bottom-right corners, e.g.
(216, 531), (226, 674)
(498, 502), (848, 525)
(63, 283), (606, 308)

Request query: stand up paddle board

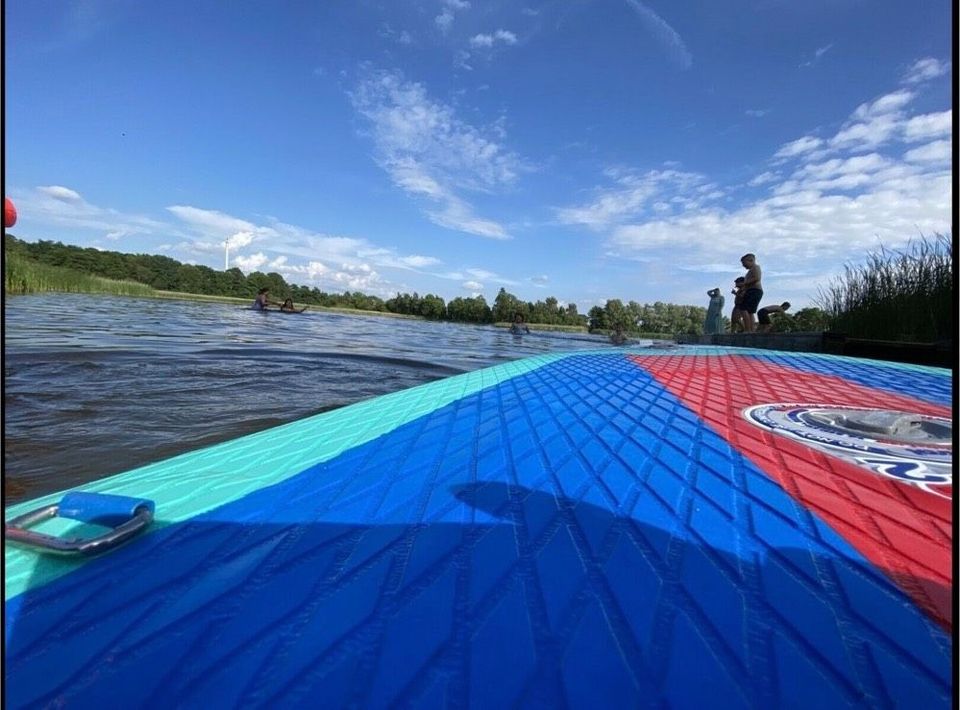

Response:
(4, 347), (953, 708)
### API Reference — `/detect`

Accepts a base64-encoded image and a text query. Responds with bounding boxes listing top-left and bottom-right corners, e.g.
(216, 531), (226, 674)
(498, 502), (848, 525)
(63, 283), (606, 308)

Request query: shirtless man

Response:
(739, 253), (763, 333)
(757, 302), (790, 333)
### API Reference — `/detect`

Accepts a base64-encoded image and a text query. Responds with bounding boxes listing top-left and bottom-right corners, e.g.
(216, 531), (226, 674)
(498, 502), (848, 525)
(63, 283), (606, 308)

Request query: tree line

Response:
(7, 235), (828, 334)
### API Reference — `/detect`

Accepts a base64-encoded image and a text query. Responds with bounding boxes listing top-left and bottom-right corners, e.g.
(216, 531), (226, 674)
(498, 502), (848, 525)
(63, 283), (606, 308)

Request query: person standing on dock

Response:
(739, 253), (763, 332)
(730, 277), (746, 332)
(704, 288), (724, 334)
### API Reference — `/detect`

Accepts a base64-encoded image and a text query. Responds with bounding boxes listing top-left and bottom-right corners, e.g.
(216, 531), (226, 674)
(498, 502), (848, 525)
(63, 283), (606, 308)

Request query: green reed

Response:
(4, 252), (156, 297)
(814, 233), (953, 342)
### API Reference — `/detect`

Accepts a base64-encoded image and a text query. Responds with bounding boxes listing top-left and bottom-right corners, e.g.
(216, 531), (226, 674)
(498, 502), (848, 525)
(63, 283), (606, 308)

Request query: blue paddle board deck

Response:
(3, 347), (953, 708)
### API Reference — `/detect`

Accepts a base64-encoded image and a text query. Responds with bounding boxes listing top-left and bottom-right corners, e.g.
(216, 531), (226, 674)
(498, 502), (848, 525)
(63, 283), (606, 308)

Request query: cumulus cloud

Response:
(167, 205), (272, 237)
(556, 168), (723, 229)
(901, 110), (952, 142)
(38, 185), (84, 202)
(624, 0), (692, 70)
(399, 255), (441, 268)
(772, 90), (951, 161)
(224, 231), (255, 250)
(904, 139), (951, 164)
(233, 252), (269, 272)
(10, 185), (170, 241)
(530, 274), (549, 285)
(469, 30), (518, 48)
(351, 68), (524, 238)
(902, 57), (950, 84)
(748, 171), (780, 187)
(774, 136), (824, 160)
(435, 0), (469, 33)
(462, 280), (483, 290)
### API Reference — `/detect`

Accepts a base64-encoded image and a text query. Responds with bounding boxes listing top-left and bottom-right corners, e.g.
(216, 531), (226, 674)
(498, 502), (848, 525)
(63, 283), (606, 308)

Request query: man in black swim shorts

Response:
(739, 253), (763, 332)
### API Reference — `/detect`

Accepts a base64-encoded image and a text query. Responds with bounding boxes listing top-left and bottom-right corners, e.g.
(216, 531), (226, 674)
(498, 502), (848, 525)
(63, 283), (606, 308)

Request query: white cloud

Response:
(530, 274), (549, 285)
(774, 136), (823, 160)
(462, 280), (483, 290)
(435, 0), (469, 33)
(745, 109), (769, 118)
(234, 252), (269, 272)
(904, 139), (951, 164)
(168, 205), (274, 237)
(399, 255), (441, 268)
(851, 89), (914, 121)
(901, 110), (952, 142)
(800, 43), (834, 68)
(38, 185), (83, 202)
(379, 24), (413, 45)
(556, 168), (722, 229)
(774, 90), (948, 162)
(624, 0), (692, 70)
(11, 185), (170, 241)
(902, 57), (950, 84)
(351, 68), (523, 238)
(469, 30), (518, 48)
(224, 231), (255, 249)
(749, 171), (780, 187)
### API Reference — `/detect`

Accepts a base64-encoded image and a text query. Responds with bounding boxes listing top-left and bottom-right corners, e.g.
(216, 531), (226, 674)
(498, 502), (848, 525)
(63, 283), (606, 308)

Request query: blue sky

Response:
(4, 0), (953, 311)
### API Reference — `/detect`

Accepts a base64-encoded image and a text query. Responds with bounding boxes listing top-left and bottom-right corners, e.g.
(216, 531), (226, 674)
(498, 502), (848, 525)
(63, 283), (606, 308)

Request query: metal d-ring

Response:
(5, 493), (155, 556)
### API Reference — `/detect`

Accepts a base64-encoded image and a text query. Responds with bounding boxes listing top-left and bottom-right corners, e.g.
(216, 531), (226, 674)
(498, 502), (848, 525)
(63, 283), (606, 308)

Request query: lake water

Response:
(4, 293), (634, 504)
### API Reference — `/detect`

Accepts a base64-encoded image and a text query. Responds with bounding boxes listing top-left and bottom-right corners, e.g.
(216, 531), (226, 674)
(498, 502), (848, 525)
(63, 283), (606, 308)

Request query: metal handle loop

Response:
(5, 499), (154, 556)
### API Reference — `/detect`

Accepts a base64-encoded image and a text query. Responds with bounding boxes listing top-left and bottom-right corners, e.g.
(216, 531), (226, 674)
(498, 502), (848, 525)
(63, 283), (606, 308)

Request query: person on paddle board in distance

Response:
(4, 196), (17, 228)
(279, 298), (307, 313)
(252, 287), (280, 311)
(510, 313), (530, 335)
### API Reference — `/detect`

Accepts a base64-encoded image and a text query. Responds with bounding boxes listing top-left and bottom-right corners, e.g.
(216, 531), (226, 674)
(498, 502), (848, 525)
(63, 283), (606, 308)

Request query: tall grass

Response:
(4, 251), (156, 297)
(815, 233), (953, 342)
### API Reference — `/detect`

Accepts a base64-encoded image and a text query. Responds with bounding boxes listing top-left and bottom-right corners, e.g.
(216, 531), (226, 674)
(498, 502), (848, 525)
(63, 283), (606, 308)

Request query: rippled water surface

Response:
(5, 293), (629, 503)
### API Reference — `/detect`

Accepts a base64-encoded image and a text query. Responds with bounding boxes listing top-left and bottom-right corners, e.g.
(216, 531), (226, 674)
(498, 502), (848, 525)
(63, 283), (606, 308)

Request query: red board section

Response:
(630, 354), (953, 631)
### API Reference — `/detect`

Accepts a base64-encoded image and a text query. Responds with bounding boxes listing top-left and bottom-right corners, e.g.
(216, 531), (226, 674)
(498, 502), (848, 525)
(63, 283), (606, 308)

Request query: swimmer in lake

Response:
(510, 313), (530, 334)
(279, 298), (307, 313)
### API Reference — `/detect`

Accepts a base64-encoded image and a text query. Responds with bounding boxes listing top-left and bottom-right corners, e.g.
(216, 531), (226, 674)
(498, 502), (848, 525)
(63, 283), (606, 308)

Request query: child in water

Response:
(279, 298), (307, 313)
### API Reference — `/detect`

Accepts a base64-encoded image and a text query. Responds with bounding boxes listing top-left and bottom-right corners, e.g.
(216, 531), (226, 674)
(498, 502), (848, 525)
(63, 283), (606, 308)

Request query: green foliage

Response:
(4, 249), (156, 297)
(772, 307), (831, 333)
(814, 233), (952, 342)
(588, 298), (706, 335)
(447, 295), (492, 323)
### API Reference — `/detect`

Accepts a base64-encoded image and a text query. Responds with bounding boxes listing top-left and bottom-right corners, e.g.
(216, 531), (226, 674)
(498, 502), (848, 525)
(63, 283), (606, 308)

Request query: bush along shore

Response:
(4, 251), (156, 298)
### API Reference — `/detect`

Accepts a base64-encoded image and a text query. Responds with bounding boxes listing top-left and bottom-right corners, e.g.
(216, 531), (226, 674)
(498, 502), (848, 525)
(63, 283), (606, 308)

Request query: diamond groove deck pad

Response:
(3, 349), (953, 708)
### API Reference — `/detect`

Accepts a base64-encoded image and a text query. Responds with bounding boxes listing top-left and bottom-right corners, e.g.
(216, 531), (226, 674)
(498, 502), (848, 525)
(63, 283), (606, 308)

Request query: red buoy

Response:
(4, 197), (17, 228)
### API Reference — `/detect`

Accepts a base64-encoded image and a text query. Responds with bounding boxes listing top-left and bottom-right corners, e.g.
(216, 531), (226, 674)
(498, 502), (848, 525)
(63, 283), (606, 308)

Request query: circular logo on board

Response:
(743, 404), (953, 499)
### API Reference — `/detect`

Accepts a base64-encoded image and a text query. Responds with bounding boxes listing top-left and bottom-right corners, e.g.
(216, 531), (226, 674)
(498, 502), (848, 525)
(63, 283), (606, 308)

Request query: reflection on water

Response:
(4, 293), (625, 503)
